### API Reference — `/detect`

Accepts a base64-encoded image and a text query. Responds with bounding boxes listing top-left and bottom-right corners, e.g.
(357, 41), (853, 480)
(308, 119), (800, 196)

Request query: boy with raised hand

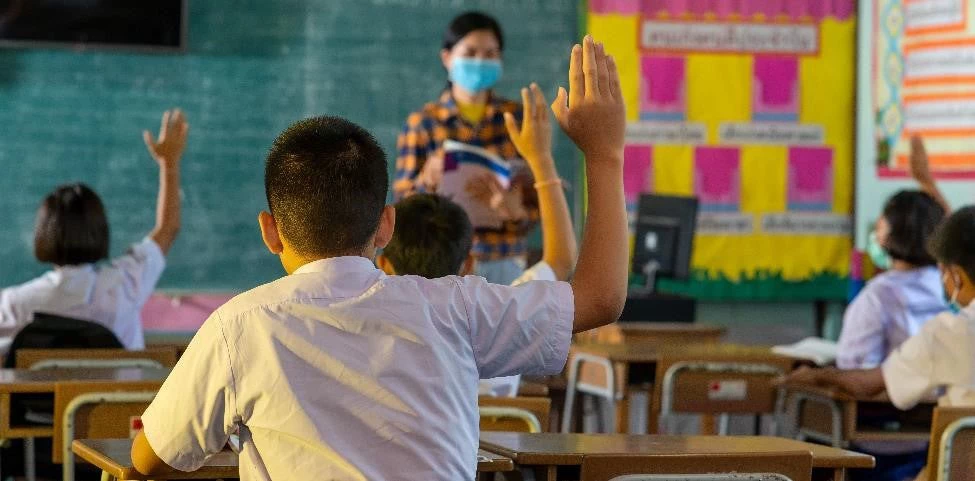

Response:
(131, 36), (627, 481)
(378, 82), (577, 396)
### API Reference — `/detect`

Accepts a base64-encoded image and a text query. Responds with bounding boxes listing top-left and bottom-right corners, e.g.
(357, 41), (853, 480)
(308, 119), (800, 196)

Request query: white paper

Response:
(772, 337), (838, 366)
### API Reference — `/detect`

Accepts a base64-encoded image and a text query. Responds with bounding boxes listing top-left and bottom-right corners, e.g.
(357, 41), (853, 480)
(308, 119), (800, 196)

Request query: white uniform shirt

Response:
(141, 256), (573, 481)
(479, 261), (557, 397)
(838, 267), (946, 369)
(0, 237), (165, 354)
(882, 302), (975, 410)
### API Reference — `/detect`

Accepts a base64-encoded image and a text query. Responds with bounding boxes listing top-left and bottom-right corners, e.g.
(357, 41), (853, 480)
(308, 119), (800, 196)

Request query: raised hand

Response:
(551, 36), (626, 162)
(143, 109), (189, 169)
(909, 135), (933, 186)
(504, 83), (557, 181)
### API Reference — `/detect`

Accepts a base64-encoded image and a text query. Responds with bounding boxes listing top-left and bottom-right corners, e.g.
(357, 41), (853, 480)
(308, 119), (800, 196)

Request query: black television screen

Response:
(0, 0), (185, 50)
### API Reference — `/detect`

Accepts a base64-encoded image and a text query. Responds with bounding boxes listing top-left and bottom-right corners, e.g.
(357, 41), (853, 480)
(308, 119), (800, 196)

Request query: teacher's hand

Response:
(466, 173), (527, 221)
(417, 152), (445, 192)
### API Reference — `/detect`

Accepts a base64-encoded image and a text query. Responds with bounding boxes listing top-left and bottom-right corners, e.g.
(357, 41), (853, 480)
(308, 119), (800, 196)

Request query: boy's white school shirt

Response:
(882, 301), (975, 410)
(141, 256), (573, 481)
(0, 237), (164, 354)
(479, 260), (557, 397)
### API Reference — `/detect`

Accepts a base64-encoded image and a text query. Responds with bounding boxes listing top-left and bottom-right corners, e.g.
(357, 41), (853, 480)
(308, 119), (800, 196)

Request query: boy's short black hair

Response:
(265, 116), (389, 258)
(34, 183), (110, 266)
(928, 206), (975, 281)
(882, 190), (946, 267)
(384, 194), (473, 278)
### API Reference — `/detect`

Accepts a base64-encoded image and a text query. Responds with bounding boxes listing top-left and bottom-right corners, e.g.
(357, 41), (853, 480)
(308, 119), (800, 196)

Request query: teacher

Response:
(394, 11), (538, 285)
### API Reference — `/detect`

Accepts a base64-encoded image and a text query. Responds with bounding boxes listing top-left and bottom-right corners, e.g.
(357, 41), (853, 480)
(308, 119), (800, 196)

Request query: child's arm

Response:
(910, 135), (951, 213)
(143, 109), (188, 255)
(552, 36), (628, 333)
(781, 365), (887, 399)
(503, 83), (577, 281)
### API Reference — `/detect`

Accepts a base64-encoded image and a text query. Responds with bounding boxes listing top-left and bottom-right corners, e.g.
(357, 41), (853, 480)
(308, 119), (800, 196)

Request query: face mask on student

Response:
(866, 232), (892, 270)
(943, 269), (964, 314)
(450, 57), (502, 94)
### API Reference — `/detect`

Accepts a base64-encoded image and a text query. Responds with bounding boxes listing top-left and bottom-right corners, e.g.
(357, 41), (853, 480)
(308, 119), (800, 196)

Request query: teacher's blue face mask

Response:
(450, 57), (502, 94)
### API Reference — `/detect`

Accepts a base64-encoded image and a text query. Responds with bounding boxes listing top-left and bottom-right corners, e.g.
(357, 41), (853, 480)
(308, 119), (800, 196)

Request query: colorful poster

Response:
(588, 0), (856, 300)
(875, 0), (975, 178)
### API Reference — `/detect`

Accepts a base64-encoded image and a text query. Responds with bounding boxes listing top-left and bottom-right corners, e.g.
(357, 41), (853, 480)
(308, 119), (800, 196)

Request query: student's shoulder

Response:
(207, 276), (316, 322)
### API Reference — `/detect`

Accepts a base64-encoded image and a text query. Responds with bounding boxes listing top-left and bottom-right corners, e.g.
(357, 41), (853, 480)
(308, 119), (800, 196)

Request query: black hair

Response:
(264, 116), (389, 258)
(34, 183), (110, 266)
(928, 206), (975, 282)
(442, 11), (504, 52)
(384, 193), (473, 278)
(881, 190), (946, 266)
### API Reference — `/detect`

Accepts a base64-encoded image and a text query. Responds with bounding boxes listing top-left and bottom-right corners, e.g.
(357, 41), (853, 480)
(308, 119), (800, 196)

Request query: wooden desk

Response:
(781, 382), (936, 448)
(576, 323), (726, 345)
(74, 439), (512, 480)
(564, 343), (793, 434)
(73, 439), (235, 480)
(480, 432), (875, 481)
(0, 368), (170, 439)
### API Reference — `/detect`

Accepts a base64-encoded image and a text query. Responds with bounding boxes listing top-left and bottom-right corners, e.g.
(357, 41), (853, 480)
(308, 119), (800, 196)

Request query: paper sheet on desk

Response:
(440, 140), (512, 229)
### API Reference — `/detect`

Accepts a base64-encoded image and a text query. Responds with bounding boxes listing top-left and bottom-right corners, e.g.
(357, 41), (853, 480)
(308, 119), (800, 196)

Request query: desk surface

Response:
(0, 368), (170, 393)
(571, 343), (786, 364)
(74, 439), (512, 479)
(782, 381), (939, 405)
(618, 323), (726, 336)
(479, 432), (875, 469)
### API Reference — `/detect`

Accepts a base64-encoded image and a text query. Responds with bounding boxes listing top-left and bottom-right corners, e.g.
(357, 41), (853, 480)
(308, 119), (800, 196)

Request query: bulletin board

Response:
(875, 0), (975, 179)
(587, 0), (856, 300)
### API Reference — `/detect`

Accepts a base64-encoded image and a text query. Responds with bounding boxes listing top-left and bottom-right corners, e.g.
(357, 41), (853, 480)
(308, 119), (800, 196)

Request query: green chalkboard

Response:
(0, 0), (579, 290)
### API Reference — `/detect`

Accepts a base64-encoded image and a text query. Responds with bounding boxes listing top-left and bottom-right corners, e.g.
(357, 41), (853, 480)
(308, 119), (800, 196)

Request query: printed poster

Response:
(588, 0), (856, 299)
(875, 0), (975, 178)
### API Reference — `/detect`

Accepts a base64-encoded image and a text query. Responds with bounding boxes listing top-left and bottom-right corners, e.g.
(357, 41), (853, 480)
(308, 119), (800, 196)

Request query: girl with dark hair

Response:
(394, 11), (537, 284)
(0, 109), (187, 354)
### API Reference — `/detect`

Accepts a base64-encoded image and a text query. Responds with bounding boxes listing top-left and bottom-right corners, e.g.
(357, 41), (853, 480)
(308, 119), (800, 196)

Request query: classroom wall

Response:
(0, 0), (579, 290)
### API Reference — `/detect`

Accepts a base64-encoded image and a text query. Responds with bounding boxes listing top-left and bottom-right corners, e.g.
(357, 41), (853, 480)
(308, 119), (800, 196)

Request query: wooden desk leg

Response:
(0, 392), (11, 438)
(700, 414), (718, 435)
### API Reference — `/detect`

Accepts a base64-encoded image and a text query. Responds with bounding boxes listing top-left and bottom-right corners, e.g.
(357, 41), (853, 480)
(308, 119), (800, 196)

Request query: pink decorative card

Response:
(753, 56), (799, 122)
(641, 55), (687, 121)
(694, 147), (741, 211)
(624, 145), (653, 206)
(788, 147), (833, 211)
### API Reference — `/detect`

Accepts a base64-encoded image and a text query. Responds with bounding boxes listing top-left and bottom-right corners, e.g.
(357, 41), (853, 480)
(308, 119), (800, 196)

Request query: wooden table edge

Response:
(72, 440), (128, 478)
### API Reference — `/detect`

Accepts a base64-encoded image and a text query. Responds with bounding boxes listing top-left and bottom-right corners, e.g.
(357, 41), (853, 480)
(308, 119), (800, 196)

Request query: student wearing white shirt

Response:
(0, 110), (188, 353)
(377, 81), (577, 397)
(132, 38), (629, 481)
(783, 206), (975, 481)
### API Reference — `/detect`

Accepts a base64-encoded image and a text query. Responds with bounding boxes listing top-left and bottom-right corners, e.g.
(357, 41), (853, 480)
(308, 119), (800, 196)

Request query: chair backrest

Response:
(5, 313), (122, 368)
(655, 351), (793, 424)
(479, 406), (543, 433)
(16, 347), (179, 370)
(52, 380), (161, 464)
(479, 396), (551, 432)
(927, 407), (975, 481)
(580, 452), (813, 481)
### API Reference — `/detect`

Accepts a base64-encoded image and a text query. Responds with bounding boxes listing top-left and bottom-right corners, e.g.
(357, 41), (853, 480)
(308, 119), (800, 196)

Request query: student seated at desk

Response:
(838, 138), (948, 370)
(377, 83), (577, 398)
(0, 110), (188, 355)
(784, 206), (975, 481)
(131, 37), (629, 480)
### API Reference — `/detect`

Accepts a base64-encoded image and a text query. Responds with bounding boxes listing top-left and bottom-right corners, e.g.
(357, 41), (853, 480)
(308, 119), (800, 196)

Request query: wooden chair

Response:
(654, 354), (793, 435)
(53, 381), (161, 481)
(479, 396), (551, 433)
(580, 451), (814, 481)
(926, 407), (975, 481)
(16, 347), (179, 370)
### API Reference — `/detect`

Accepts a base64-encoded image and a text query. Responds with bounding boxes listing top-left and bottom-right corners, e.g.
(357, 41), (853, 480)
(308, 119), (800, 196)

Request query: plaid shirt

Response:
(395, 91), (538, 261)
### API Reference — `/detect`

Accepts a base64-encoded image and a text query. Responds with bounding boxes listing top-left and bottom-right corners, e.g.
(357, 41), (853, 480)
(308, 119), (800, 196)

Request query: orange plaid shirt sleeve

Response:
(393, 91), (539, 261)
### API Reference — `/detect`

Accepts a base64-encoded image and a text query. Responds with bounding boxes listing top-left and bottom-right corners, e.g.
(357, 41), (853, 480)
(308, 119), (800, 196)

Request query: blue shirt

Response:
(837, 266), (948, 369)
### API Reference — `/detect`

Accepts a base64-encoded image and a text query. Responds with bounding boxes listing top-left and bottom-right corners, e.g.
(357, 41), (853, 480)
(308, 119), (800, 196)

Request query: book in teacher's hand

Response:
(439, 140), (512, 229)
